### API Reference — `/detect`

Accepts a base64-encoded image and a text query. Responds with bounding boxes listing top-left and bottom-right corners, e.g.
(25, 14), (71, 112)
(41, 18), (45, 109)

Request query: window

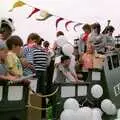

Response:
(107, 56), (112, 70)
(112, 55), (119, 68)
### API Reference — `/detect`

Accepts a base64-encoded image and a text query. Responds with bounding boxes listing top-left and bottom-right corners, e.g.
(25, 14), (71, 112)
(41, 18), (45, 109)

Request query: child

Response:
(5, 35), (23, 77)
(0, 40), (17, 80)
(23, 33), (41, 76)
(82, 44), (104, 71)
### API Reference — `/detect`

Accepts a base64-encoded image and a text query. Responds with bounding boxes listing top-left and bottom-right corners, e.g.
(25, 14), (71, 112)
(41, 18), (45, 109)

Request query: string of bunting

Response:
(9, 0), (83, 31)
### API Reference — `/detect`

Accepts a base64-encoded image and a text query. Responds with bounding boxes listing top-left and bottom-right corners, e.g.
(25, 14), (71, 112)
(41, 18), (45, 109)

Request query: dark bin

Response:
(0, 80), (29, 120)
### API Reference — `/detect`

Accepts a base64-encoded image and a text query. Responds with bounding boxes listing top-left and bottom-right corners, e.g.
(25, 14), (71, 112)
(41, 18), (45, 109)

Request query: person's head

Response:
(0, 41), (8, 61)
(6, 35), (23, 55)
(61, 55), (71, 67)
(82, 24), (91, 33)
(0, 18), (15, 40)
(102, 26), (115, 35)
(56, 31), (64, 37)
(106, 26), (115, 36)
(43, 41), (50, 48)
(91, 23), (101, 34)
(27, 33), (41, 44)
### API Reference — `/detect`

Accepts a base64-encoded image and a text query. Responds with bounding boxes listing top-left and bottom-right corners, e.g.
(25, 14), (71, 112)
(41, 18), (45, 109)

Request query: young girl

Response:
(82, 44), (104, 71)
(82, 44), (94, 70)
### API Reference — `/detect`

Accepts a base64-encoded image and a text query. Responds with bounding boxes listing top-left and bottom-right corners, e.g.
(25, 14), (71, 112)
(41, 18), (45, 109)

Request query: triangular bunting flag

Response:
(9, 0), (25, 12)
(27, 8), (40, 18)
(56, 17), (64, 28)
(65, 20), (73, 31)
(73, 23), (83, 32)
(36, 10), (52, 21)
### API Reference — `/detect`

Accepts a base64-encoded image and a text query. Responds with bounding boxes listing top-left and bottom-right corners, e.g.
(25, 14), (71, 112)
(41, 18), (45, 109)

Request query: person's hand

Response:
(72, 80), (78, 84)
(20, 58), (34, 69)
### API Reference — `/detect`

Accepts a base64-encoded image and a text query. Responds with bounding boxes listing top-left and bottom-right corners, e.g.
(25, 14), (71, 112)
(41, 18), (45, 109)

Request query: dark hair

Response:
(56, 31), (64, 37)
(43, 41), (49, 48)
(61, 55), (70, 63)
(91, 23), (101, 34)
(6, 35), (23, 50)
(102, 26), (115, 34)
(82, 24), (91, 32)
(27, 33), (40, 44)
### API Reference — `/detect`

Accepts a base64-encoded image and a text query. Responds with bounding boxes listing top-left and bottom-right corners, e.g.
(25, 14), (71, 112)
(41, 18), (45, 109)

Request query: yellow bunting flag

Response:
(9, 0), (25, 12)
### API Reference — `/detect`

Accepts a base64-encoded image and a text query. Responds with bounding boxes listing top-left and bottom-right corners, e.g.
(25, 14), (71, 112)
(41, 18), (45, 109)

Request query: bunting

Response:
(73, 23), (83, 32)
(65, 21), (73, 31)
(36, 10), (52, 21)
(56, 17), (64, 28)
(9, 1), (84, 31)
(9, 0), (25, 12)
(27, 8), (40, 18)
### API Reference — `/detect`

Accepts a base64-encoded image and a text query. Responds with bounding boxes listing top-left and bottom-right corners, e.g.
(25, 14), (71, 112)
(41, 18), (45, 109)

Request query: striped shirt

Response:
(23, 45), (33, 64)
(33, 47), (48, 71)
(88, 32), (105, 53)
(23, 45), (34, 76)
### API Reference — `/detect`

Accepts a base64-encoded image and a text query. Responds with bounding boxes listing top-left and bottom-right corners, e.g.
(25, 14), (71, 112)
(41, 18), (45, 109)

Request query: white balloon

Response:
(101, 99), (117, 115)
(92, 108), (103, 116)
(56, 35), (69, 47)
(64, 98), (79, 111)
(76, 107), (92, 120)
(91, 84), (103, 98)
(92, 108), (102, 120)
(105, 104), (117, 115)
(60, 109), (76, 120)
(62, 44), (74, 56)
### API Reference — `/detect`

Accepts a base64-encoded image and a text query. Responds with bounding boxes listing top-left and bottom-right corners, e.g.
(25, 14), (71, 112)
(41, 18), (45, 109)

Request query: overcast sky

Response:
(0, 0), (120, 44)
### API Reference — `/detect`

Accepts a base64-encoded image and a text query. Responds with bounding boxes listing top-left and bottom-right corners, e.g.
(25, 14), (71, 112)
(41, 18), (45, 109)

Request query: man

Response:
(53, 55), (79, 83)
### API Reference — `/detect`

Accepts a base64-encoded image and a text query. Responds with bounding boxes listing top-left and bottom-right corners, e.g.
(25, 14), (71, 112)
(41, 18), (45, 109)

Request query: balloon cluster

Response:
(60, 98), (103, 120)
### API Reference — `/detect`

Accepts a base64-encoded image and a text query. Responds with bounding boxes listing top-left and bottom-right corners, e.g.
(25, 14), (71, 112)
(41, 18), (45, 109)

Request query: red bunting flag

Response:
(27, 8), (40, 18)
(65, 21), (73, 31)
(56, 17), (64, 28)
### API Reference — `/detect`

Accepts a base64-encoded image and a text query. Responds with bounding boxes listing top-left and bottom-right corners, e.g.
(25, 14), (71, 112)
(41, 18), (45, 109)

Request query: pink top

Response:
(82, 53), (93, 69)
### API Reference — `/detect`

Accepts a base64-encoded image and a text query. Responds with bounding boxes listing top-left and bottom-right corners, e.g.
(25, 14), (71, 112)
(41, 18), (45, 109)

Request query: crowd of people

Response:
(0, 18), (118, 119)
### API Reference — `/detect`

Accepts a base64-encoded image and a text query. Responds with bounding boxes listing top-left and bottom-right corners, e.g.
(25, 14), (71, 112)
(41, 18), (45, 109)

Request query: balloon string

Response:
(79, 98), (94, 107)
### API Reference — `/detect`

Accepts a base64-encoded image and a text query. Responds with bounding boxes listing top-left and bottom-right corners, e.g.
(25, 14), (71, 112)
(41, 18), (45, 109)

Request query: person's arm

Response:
(52, 42), (57, 51)
(58, 65), (77, 83)
(20, 57), (35, 70)
(0, 74), (18, 81)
